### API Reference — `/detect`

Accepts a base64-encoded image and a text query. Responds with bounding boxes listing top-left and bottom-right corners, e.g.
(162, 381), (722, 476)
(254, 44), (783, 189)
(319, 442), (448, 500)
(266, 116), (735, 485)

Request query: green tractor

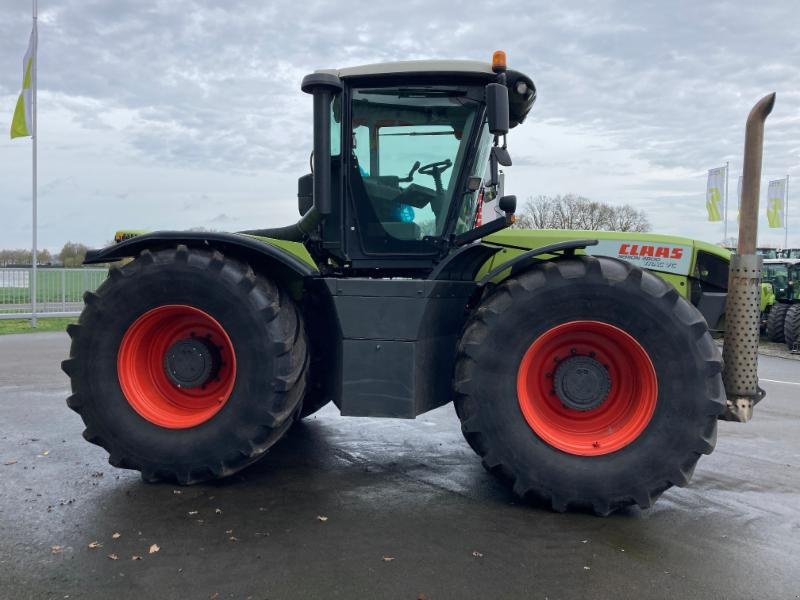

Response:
(63, 53), (770, 514)
(763, 258), (800, 350)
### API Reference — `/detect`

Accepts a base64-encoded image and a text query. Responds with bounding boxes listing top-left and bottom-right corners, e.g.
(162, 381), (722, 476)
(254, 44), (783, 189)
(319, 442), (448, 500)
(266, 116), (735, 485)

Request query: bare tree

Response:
(606, 203), (651, 232)
(514, 194), (651, 232)
(59, 242), (90, 267)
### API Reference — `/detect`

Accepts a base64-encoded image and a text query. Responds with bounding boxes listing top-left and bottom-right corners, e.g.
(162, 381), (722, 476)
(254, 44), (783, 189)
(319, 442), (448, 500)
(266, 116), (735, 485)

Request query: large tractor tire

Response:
(62, 245), (308, 484)
(453, 256), (725, 515)
(766, 302), (789, 343)
(785, 304), (800, 350)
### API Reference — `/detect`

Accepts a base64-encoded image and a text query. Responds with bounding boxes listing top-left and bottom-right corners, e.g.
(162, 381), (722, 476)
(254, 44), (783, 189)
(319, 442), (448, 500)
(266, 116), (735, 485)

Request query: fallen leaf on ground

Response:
(107, 554), (119, 561)
(472, 551), (483, 558)
(3, 460), (17, 466)
(382, 556), (395, 562)
(149, 544), (160, 554)
(112, 532), (121, 539)
(131, 555), (142, 561)
(51, 545), (63, 554)
(88, 541), (102, 549)
(188, 511), (198, 516)
(229, 536), (238, 542)
(316, 515), (328, 522)
(42, 450), (50, 456)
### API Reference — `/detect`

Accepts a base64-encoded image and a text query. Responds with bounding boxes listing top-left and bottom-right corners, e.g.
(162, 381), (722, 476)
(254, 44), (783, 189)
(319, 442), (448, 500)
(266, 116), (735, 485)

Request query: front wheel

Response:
(453, 256), (725, 515)
(62, 245), (308, 484)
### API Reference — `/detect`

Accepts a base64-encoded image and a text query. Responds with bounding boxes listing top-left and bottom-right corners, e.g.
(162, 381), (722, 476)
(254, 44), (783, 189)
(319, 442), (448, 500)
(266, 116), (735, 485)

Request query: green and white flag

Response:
(706, 167), (725, 222)
(766, 178), (786, 228)
(10, 27), (36, 139)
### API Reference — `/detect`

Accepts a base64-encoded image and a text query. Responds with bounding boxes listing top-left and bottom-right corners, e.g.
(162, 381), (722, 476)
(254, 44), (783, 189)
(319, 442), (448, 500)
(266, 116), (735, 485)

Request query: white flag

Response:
(706, 167), (725, 222)
(766, 179), (786, 228)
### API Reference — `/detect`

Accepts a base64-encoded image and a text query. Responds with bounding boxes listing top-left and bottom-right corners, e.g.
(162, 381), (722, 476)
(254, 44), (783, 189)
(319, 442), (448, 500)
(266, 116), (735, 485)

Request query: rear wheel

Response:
(454, 256), (724, 514)
(62, 245), (308, 484)
(766, 303), (789, 342)
(785, 304), (800, 350)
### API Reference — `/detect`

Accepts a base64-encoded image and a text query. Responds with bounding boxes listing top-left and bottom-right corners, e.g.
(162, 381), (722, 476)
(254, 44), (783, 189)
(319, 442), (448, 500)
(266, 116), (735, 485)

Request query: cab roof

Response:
(319, 60), (497, 79)
(315, 59), (536, 128)
(764, 258), (800, 265)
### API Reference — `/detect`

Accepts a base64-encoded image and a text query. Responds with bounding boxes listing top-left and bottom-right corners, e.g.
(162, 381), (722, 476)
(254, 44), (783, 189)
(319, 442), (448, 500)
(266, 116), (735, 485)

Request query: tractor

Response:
(63, 53), (773, 514)
(763, 258), (800, 350)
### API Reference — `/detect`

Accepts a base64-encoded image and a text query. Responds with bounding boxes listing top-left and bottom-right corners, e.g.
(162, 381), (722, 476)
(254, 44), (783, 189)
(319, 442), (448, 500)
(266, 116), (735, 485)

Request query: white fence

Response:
(0, 267), (108, 320)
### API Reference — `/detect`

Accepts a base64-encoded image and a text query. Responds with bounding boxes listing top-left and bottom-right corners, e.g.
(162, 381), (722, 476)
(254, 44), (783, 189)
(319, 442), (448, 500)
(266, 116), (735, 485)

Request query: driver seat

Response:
(349, 163), (422, 247)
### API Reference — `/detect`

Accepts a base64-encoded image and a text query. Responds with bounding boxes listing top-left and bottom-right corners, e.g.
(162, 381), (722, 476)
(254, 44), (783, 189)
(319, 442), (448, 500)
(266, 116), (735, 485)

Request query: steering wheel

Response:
(417, 159), (452, 195)
(418, 159), (452, 182)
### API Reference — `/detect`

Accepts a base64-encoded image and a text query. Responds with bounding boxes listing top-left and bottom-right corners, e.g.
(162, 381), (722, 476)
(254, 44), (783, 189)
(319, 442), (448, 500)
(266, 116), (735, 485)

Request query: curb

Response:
(714, 339), (800, 361)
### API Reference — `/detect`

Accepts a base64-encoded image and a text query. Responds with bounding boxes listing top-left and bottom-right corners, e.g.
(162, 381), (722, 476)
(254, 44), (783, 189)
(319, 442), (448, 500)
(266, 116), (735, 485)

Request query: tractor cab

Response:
(248, 54), (536, 275)
(763, 258), (800, 301)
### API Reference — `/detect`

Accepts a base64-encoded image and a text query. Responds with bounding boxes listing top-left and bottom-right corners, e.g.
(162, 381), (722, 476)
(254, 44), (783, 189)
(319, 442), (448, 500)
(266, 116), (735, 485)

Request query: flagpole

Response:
(724, 161), (729, 243)
(31, 0), (38, 327)
(786, 174), (790, 250)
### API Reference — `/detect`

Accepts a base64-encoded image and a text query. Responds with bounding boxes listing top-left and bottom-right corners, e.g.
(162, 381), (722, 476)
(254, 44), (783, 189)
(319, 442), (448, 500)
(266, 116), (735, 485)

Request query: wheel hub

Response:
(163, 336), (220, 389)
(553, 355), (611, 411)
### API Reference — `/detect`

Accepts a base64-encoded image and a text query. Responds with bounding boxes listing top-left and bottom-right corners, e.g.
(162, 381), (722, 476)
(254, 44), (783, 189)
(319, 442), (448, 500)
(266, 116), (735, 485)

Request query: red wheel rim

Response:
(117, 305), (236, 429)
(516, 320), (657, 456)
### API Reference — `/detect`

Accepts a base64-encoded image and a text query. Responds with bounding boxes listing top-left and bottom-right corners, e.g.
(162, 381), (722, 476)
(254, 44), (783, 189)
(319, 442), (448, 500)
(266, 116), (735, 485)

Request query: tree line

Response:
(0, 242), (89, 267)
(513, 194), (651, 232)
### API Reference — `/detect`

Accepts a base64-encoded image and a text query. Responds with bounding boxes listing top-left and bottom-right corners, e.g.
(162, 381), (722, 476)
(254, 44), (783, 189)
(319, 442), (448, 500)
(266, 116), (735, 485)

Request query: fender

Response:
(83, 231), (319, 284)
(477, 239), (598, 286)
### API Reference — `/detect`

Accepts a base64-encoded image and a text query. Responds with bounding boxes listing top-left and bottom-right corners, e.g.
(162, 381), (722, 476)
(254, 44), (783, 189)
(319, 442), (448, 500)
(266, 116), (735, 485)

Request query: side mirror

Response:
(486, 83), (509, 136)
(489, 145), (512, 188)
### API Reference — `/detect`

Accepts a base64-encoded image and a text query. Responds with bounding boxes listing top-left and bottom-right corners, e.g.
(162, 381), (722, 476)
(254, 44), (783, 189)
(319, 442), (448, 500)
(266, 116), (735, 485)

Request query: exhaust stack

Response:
(721, 93), (776, 422)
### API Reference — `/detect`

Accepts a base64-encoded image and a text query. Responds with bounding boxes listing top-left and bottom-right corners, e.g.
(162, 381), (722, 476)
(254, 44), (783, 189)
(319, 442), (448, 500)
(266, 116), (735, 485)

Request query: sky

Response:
(0, 0), (798, 252)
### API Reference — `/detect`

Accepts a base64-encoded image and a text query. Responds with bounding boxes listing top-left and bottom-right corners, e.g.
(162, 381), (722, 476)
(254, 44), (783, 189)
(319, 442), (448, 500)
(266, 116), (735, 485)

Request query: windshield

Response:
(349, 87), (482, 253)
(763, 263), (790, 298)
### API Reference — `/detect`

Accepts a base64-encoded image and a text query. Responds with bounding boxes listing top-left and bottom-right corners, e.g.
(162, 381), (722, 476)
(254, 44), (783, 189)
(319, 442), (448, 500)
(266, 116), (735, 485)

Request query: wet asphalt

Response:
(0, 332), (798, 600)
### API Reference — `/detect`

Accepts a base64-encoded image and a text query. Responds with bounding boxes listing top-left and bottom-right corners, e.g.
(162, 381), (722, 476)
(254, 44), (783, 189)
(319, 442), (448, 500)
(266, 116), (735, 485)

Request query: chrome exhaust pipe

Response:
(721, 93), (776, 422)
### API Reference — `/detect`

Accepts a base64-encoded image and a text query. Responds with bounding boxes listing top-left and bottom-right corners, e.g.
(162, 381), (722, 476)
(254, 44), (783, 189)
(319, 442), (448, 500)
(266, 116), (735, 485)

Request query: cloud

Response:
(0, 0), (798, 250)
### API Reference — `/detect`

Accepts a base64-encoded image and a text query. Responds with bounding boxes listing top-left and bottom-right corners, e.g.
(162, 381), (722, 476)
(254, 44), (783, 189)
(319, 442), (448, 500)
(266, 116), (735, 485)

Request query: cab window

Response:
(349, 87), (481, 254)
